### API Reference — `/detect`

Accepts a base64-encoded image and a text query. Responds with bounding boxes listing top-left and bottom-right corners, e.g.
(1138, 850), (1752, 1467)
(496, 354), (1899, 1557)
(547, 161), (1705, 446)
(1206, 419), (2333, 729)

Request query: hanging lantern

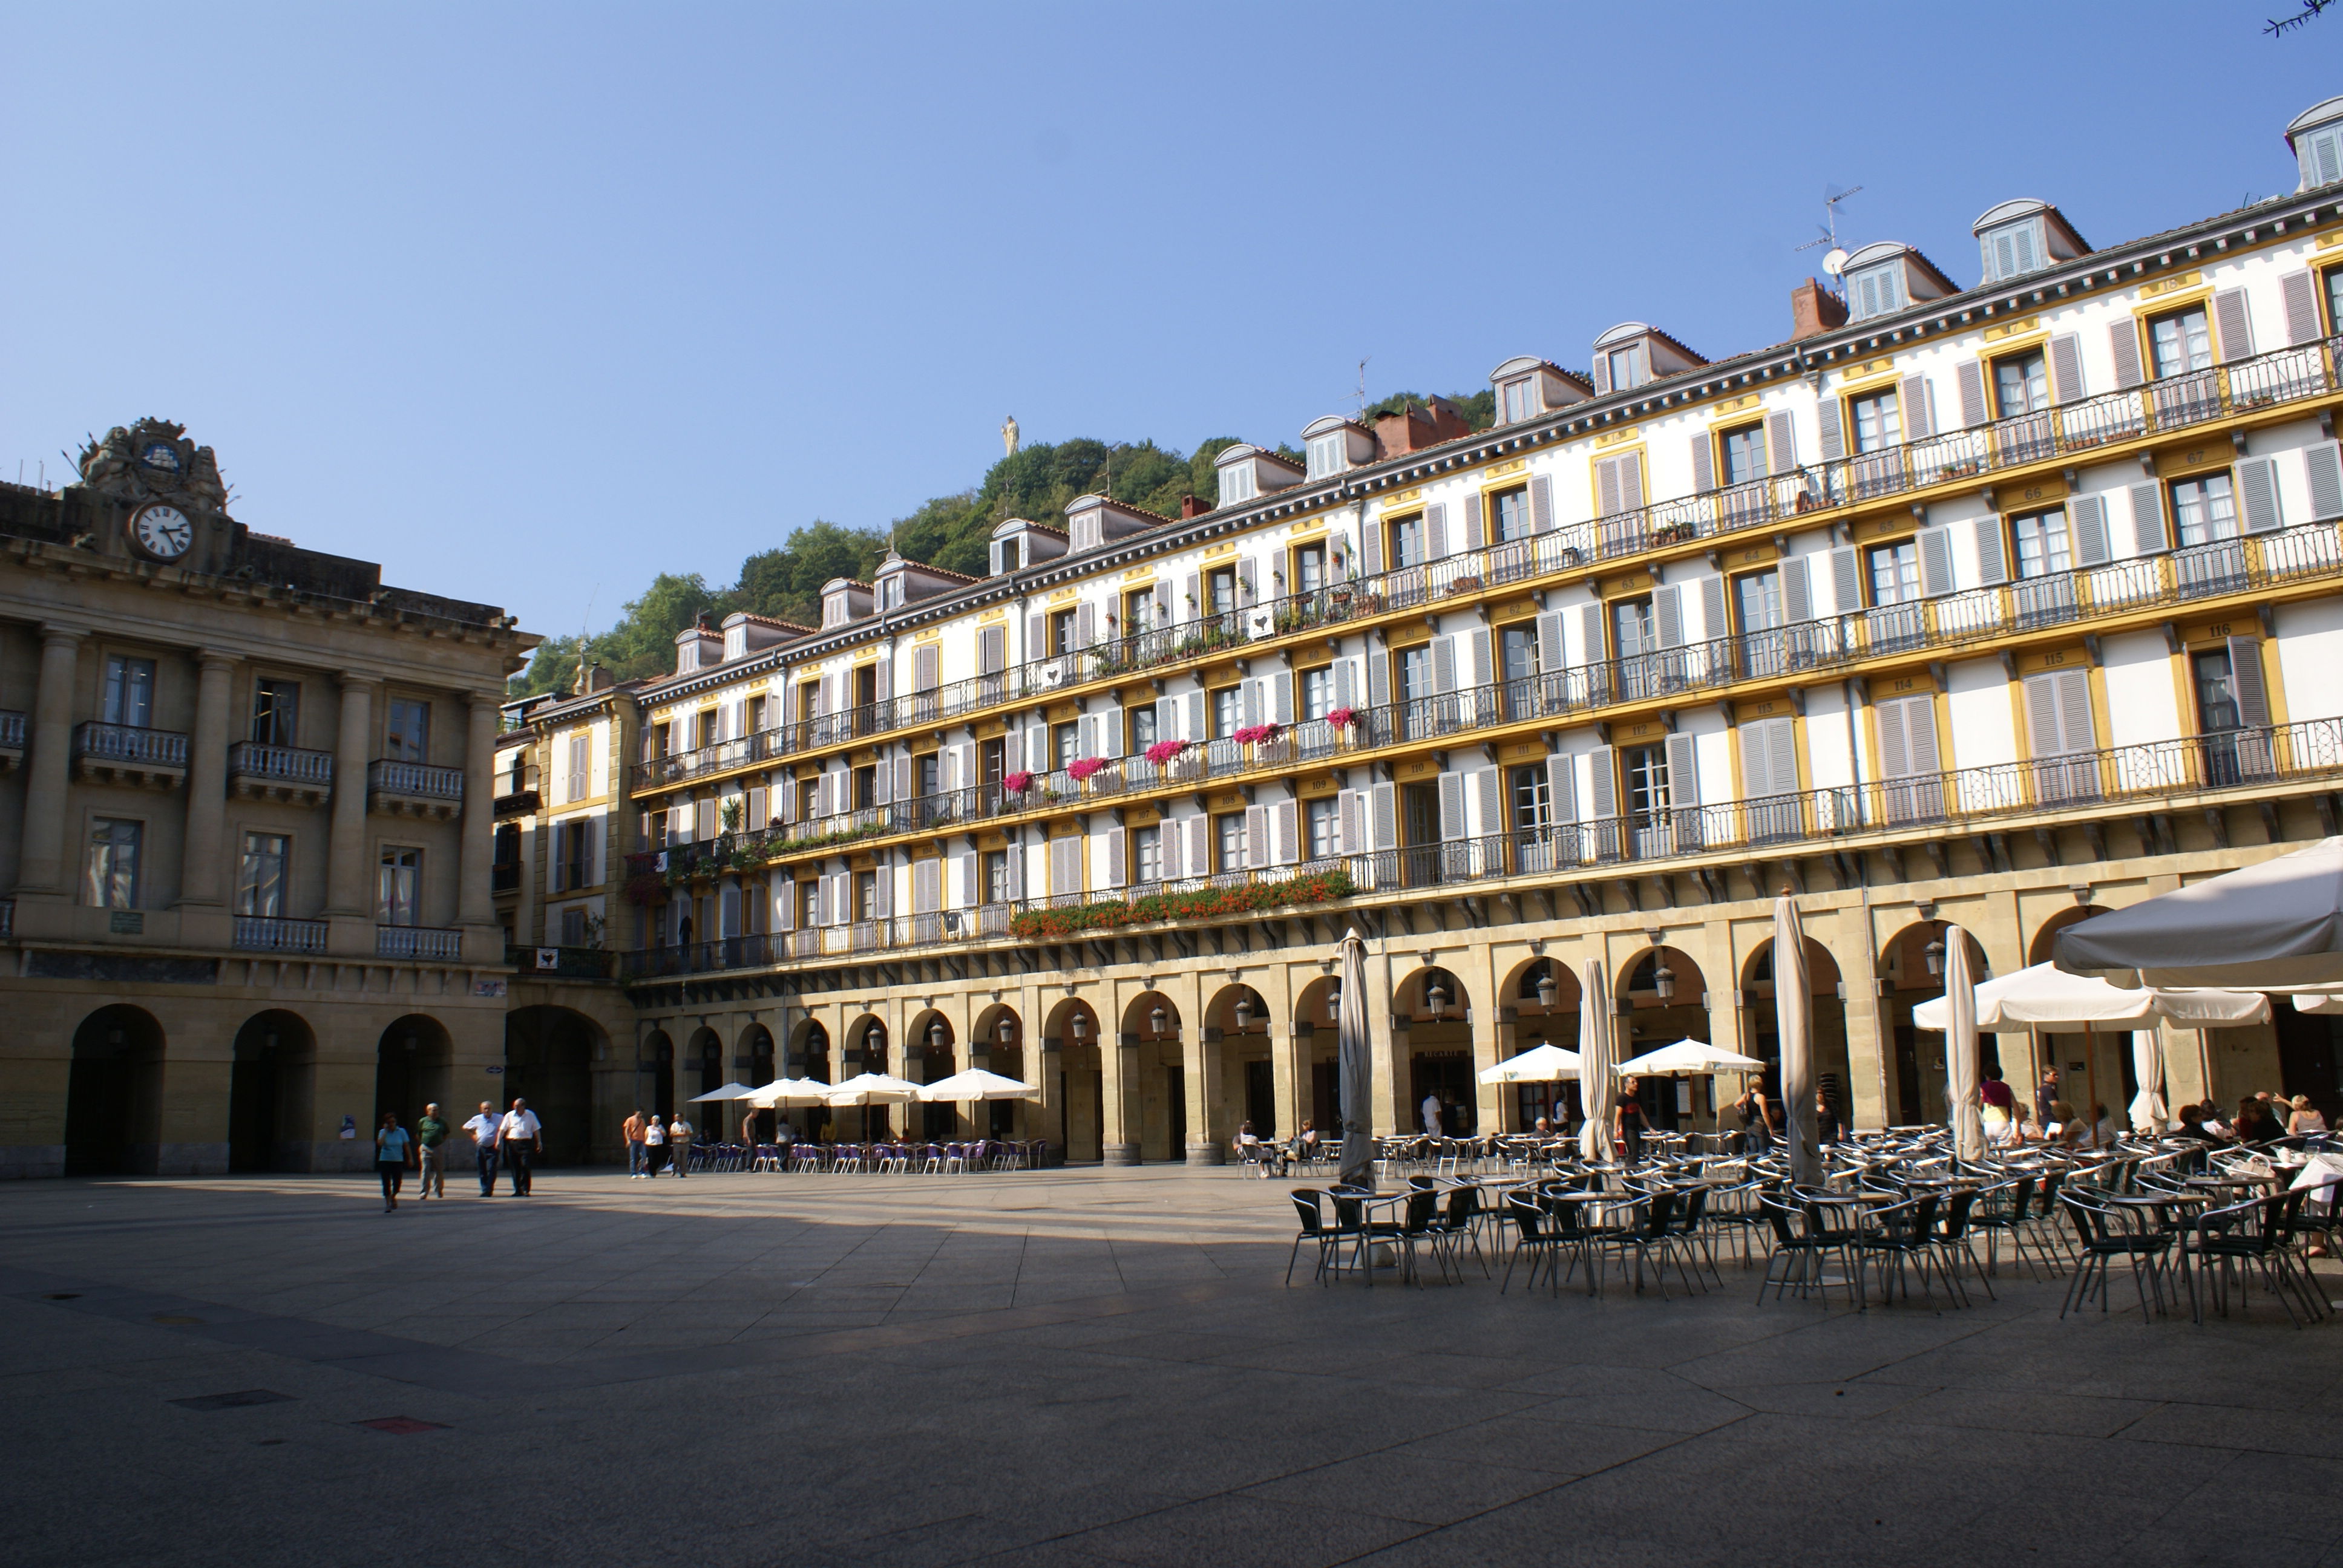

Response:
(1325, 983), (1340, 1023)
(1924, 932), (1946, 979)
(1426, 978), (1449, 1017)
(1653, 960), (1677, 1001)
(1150, 1005), (1168, 1035)
(1535, 969), (1558, 1009)
(997, 1018), (1016, 1046)
(1233, 993), (1253, 1030)
(1070, 1011), (1089, 1040)
(927, 1022), (945, 1052)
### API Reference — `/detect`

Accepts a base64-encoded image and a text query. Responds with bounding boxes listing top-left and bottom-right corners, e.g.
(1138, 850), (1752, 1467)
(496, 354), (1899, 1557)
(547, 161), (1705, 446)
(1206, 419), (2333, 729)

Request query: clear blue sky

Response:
(2, 2), (2335, 638)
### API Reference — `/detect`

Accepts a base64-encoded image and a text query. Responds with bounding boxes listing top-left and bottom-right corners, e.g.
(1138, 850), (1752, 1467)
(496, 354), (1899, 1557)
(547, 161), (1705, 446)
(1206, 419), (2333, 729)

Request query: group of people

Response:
(372, 1099), (544, 1211)
(2172, 1093), (2327, 1145)
(620, 1109), (698, 1178)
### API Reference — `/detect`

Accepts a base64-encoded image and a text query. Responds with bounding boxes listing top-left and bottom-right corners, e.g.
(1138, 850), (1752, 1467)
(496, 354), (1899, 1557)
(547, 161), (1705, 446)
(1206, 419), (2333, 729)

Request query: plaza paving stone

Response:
(1, 1163), (2339, 1567)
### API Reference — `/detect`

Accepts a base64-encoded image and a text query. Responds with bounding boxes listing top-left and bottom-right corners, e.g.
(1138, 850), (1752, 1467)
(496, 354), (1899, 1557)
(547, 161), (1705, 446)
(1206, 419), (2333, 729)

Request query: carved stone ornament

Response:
(76, 417), (228, 515)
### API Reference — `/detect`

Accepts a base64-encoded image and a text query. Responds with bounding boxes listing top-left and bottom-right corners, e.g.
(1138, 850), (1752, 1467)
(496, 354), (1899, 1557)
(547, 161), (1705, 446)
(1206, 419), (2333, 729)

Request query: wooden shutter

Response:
(1971, 518), (2008, 586)
(1653, 584), (1684, 648)
(1815, 398), (1844, 462)
(1545, 752), (1578, 822)
(2070, 494), (2112, 567)
(1241, 679), (1263, 727)
(2229, 637), (2271, 727)
(2047, 334), (2084, 405)
(1333, 658), (1357, 710)
(1362, 517), (1383, 577)
(2284, 271), (2322, 345)
(1411, 502), (1438, 565)
(1765, 410), (1795, 475)
(1185, 815), (1210, 876)
(1587, 746), (1617, 818)
(1366, 648), (1390, 709)
(1830, 546), (1861, 613)
(1901, 374), (1934, 439)
(1272, 800), (1298, 864)
(2025, 672), (2086, 757)
(2213, 287), (2253, 362)
(2304, 440), (2343, 520)
(1184, 573), (1201, 620)
(1431, 635), (1457, 693)
(1076, 603), (1095, 650)
(1593, 355), (1610, 395)
(1529, 474), (1554, 532)
(872, 863), (893, 921)
(1337, 791), (1361, 855)
(1956, 359), (1987, 428)
(1154, 581), (1172, 625)
(1699, 576), (1726, 644)
(1740, 717), (1778, 797)
(873, 662), (891, 704)
(954, 851), (975, 909)
(1267, 673), (1291, 725)
(747, 785), (767, 829)
(1185, 690), (1205, 742)
(913, 644), (939, 691)
(1882, 694), (1941, 777)
(2237, 457), (2282, 534)
(1664, 731), (1699, 809)
(1536, 610), (1565, 672)
(2109, 321), (2145, 390)
(1461, 629), (1492, 689)
(1437, 771), (1464, 840)
(774, 873), (796, 931)
(1596, 457), (1622, 517)
(1245, 803), (1269, 867)
(913, 857), (940, 914)
(1027, 613), (1047, 660)
(1371, 782), (1397, 852)
(1690, 433), (1716, 492)
(1780, 555), (1813, 623)
(2129, 483), (2169, 554)
(978, 626), (1006, 674)
(1575, 603), (1606, 665)
(1154, 694), (1177, 742)
(1104, 826), (1126, 887)
(1050, 836), (1080, 896)
(1918, 526), (1955, 597)
(871, 757), (891, 807)
(1160, 818), (1184, 880)
(1461, 491), (1486, 550)
(1472, 767), (1502, 838)
(1617, 451), (1645, 509)
(1004, 844), (1024, 902)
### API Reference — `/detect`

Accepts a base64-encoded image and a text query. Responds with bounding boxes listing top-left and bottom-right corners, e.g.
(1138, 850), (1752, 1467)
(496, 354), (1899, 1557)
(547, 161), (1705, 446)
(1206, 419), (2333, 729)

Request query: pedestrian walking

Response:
(667, 1113), (693, 1178)
(415, 1103), (449, 1199)
(623, 1108), (647, 1178)
(642, 1111), (667, 1178)
(376, 1112), (413, 1212)
(498, 1099), (543, 1195)
(463, 1100), (500, 1196)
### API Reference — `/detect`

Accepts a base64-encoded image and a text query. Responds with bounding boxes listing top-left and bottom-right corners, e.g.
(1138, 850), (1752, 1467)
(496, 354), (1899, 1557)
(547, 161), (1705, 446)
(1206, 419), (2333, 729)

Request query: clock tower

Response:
(73, 417), (232, 572)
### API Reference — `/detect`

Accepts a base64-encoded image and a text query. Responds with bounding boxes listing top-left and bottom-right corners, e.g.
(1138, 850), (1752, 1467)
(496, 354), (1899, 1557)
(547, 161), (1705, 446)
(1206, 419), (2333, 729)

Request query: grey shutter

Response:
(2109, 321), (2145, 390)
(1154, 581), (1172, 625)
(1004, 844), (1025, 902)
(1104, 826), (1126, 887)
(1830, 546), (1861, 613)
(1971, 517), (2009, 586)
(1098, 702), (1124, 756)
(978, 626), (1006, 674)
(2284, 271), (2322, 345)
(1159, 817), (1183, 880)
(1587, 746), (1617, 819)
(1699, 575), (1726, 644)
(872, 756), (891, 806)
(1245, 803), (1268, 867)
(1767, 716), (1798, 800)
(1027, 724), (1048, 772)
(1027, 613), (1046, 661)
(1460, 491), (1484, 550)
(1907, 695), (1942, 774)
(2025, 675), (2069, 756)
(897, 754), (914, 801)
(1366, 648), (1391, 708)
(1076, 602), (1095, 649)
(775, 874), (796, 931)
(2238, 456), (2282, 534)
(1186, 814), (1210, 874)
(1154, 694), (1176, 743)
(913, 857), (939, 914)
(1438, 771), (1464, 840)
(1664, 731), (1699, 809)
(2129, 482), (2169, 554)
(873, 861), (893, 921)
(873, 662), (891, 703)
(1545, 752), (1578, 822)
(1740, 718), (1775, 798)
(1956, 360), (1988, 428)
(1362, 517), (1383, 577)
(1268, 672), (1292, 724)
(1242, 679), (1263, 727)
(1592, 356), (1610, 395)
(1337, 791), (1361, 855)
(1765, 410), (1795, 475)
(1472, 766), (1501, 838)
(2059, 670), (2096, 753)
(1529, 474), (1554, 532)
(1050, 835), (1079, 896)
(955, 851), (975, 909)
(1432, 635), (1457, 693)
(2304, 441), (2343, 520)
(1618, 451), (1644, 509)
(1185, 690), (1205, 741)
(1236, 558), (1256, 608)
(1596, 456), (1622, 517)
(1690, 433), (1715, 492)
(1536, 610), (1565, 672)
(1371, 781), (1397, 852)
(1878, 699), (1910, 779)
(2047, 334), (2083, 405)
(1464, 627), (1492, 689)
(2214, 287), (2253, 362)
(1901, 374), (1934, 439)
(1781, 554), (1814, 623)
(913, 644), (939, 691)
(1816, 397), (1844, 462)
(1424, 503), (1447, 562)
(1184, 573), (1201, 621)
(1576, 603), (1606, 665)
(2070, 494), (2112, 567)
(1918, 526), (1955, 597)
(1653, 584), (1684, 648)
(1272, 799), (1298, 864)
(2229, 638), (2271, 727)
(1334, 658), (1357, 709)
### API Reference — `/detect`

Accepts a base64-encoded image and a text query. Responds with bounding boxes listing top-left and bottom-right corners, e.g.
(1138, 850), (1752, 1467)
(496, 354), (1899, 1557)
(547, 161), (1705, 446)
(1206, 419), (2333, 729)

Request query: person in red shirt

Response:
(1981, 1068), (2020, 1145)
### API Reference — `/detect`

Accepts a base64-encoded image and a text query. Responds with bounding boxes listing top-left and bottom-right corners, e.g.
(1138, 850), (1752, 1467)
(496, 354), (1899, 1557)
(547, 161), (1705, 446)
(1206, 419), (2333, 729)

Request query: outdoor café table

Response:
(2093, 1189), (2212, 1317)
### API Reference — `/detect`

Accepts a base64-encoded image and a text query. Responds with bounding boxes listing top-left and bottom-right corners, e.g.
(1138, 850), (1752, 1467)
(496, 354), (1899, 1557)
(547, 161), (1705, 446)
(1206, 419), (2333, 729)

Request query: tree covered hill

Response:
(511, 393), (1495, 697)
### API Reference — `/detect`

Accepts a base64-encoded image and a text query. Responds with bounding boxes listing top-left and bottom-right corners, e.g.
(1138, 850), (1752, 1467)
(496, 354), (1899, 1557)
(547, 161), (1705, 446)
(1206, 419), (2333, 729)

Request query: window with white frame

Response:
(1849, 389), (1901, 453)
(2150, 307), (2213, 379)
(1306, 796), (1338, 858)
(103, 656), (154, 728)
(1388, 513), (1423, 568)
(2011, 509), (2072, 580)
(1720, 423), (1768, 485)
(2171, 473), (2239, 547)
(1500, 377), (1539, 422)
(1215, 812), (1245, 872)
(1135, 823), (1162, 884)
(1492, 484), (1533, 542)
(1211, 687), (1240, 739)
(378, 846), (421, 926)
(1300, 666), (1334, 721)
(1511, 764), (1552, 830)
(1604, 343), (1645, 391)
(86, 818), (142, 909)
(1306, 433), (1346, 479)
(1219, 463), (1256, 505)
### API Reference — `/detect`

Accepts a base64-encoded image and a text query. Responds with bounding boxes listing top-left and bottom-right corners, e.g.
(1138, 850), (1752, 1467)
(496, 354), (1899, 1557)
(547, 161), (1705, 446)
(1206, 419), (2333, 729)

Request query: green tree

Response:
(726, 521), (890, 626)
(1359, 390), (1496, 431)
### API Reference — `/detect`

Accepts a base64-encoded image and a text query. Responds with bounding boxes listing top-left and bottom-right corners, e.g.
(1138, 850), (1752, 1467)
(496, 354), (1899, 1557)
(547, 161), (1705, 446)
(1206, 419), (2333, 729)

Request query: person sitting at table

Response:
(2088, 1103), (2118, 1149)
(1234, 1120), (1271, 1177)
(2174, 1104), (2220, 1142)
(2048, 1100), (2084, 1149)
(1815, 1090), (1842, 1146)
(2288, 1095), (2328, 1138)
(2235, 1097), (2287, 1144)
(1532, 1116), (1552, 1136)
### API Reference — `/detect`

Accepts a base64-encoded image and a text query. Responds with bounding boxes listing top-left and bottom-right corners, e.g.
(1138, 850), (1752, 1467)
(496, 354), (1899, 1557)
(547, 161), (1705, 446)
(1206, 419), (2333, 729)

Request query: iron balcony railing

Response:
(228, 741), (333, 786)
(626, 336), (2343, 797)
(620, 714), (2343, 982)
(0, 710), (24, 750)
(73, 721), (188, 768)
(377, 924), (462, 961)
(235, 916), (329, 954)
(505, 944), (614, 979)
(369, 760), (465, 800)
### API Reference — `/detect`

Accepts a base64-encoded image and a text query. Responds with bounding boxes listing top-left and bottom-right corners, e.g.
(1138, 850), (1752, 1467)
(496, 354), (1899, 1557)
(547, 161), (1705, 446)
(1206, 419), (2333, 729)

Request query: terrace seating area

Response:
(670, 1138), (1052, 1175)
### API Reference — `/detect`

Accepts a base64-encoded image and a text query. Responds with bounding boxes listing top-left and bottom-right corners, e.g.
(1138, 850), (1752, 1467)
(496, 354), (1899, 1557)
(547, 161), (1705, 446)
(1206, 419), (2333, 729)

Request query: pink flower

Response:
(1143, 739), (1190, 767)
(1001, 770), (1034, 794)
(1232, 723), (1283, 746)
(1067, 756), (1108, 782)
(1326, 707), (1358, 728)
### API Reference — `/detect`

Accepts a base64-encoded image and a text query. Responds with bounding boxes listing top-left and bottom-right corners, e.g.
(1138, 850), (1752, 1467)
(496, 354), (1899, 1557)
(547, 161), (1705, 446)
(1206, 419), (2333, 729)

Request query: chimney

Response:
(1374, 399), (1469, 459)
(1791, 278), (1849, 341)
(1180, 493), (1210, 519)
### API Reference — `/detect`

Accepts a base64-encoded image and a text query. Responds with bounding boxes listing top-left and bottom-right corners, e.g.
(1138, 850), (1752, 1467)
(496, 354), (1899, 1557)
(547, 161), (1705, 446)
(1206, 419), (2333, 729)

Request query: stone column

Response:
(458, 694), (499, 957)
(324, 675), (375, 917)
(1173, 970), (1219, 1163)
(176, 652), (237, 910)
(1838, 904), (1890, 1133)
(1266, 960), (1301, 1142)
(14, 625), (85, 897)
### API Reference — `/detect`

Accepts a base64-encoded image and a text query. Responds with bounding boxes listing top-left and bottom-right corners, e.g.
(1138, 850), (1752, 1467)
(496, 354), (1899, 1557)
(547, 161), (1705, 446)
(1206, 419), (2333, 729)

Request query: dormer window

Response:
(1847, 264), (1904, 319)
(1486, 359), (1591, 426)
(1972, 200), (2088, 287)
(2292, 97), (2343, 189)
(679, 642), (701, 674)
(1499, 378), (1535, 422)
(1306, 432), (1346, 480)
(723, 626), (747, 661)
(1838, 243), (1956, 324)
(1221, 464), (1257, 504)
(879, 577), (903, 611)
(1604, 342), (1646, 392)
(1587, 330), (1701, 398)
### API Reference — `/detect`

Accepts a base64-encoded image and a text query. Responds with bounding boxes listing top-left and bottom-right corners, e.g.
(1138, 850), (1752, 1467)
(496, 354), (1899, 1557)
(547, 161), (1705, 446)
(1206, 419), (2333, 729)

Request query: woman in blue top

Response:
(376, 1112), (413, 1212)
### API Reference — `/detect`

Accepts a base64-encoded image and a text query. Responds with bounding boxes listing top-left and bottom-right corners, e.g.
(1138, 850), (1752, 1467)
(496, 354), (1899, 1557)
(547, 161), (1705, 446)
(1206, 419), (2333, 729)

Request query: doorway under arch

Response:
(229, 1010), (314, 1172)
(376, 1015), (453, 1138)
(506, 1006), (605, 1164)
(65, 1005), (165, 1175)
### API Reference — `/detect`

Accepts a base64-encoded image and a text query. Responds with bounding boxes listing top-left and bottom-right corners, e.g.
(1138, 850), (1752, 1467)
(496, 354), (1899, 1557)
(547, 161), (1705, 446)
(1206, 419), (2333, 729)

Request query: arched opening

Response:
(1613, 946), (1711, 1131)
(786, 1019), (831, 1138)
(1742, 939), (1846, 1131)
(1292, 975), (1343, 1138)
(735, 1024), (776, 1145)
(375, 1015), (453, 1140)
(844, 1014), (891, 1138)
(1500, 958), (1582, 1131)
(1205, 984), (1274, 1143)
(2027, 905), (2102, 967)
(1879, 923), (1993, 1126)
(65, 1005), (165, 1175)
(229, 1010), (313, 1172)
(1043, 997), (1101, 1160)
(1120, 992), (1182, 1162)
(638, 1030), (676, 1123)
(905, 1010), (957, 1140)
(505, 1006), (603, 1165)
(2030, 906), (2124, 1128)
(1398, 965), (1475, 1135)
(969, 1005), (1023, 1141)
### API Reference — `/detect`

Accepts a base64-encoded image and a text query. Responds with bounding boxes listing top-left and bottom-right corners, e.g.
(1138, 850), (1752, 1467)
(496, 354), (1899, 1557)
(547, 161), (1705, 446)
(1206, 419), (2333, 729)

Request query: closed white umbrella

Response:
(2054, 838), (2343, 987)
(1578, 959), (1616, 1161)
(916, 1069), (1037, 1101)
(1944, 923), (1984, 1163)
(1336, 928), (1374, 1189)
(2129, 1033), (2169, 1132)
(1612, 1039), (1765, 1077)
(1775, 893), (1820, 1186)
(1478, 1042), (1582, 1084)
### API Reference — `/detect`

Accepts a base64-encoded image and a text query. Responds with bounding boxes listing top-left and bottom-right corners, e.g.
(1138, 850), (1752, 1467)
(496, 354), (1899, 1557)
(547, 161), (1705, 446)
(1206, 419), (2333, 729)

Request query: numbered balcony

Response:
(72, 722), (188, 789)
(228, 741), (333, 808)
(368, 759), (465, 821)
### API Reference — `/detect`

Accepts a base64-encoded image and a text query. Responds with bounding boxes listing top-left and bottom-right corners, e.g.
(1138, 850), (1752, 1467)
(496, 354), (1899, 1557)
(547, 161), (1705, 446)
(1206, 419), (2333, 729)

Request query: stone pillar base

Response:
(125, 1142), (228, 1177)
(1185, 1142), (1224, 1166)
(0, 1145), (65, 1179)
(1102, 1143), (1141, 1167)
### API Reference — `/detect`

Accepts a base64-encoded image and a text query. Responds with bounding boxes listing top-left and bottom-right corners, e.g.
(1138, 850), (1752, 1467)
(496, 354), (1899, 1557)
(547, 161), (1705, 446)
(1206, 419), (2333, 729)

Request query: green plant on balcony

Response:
(1007, 869), (1358, 940)
(623, 872), (665, 906)
(720, 798), (743, 834)
(727, 843), (763, 872)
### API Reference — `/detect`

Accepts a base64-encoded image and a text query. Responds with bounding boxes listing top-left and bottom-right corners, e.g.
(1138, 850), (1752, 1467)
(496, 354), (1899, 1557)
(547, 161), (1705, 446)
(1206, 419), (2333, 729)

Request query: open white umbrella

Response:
(739, 1077), (836, 1108)
(1336, 927), (1374, 1189)
(1478, 1042), (1583, 1085)
(1775, 893), (1820, 1186)
(824, 1072), (923, 1106)
(1612, 1039), (1764, 1077)
(2055, 838), (2343, 987)
(916, 1069), (1037, 1101)
(688, 1082), (757, 1103)
(1944, 923), (1985, 1163)
(1912, 964), (2270, 1030)
(1578, 959), (1616, 1161)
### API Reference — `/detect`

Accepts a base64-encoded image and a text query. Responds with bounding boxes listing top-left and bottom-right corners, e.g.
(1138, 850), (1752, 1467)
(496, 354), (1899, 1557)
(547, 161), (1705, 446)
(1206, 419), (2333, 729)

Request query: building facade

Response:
(0, 419), (534, 1177)
(613, 98), (2343, 1162)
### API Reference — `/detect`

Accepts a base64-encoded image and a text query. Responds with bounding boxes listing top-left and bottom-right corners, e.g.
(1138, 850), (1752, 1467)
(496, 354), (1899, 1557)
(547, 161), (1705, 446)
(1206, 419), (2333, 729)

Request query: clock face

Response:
(129, 504), (194, 560)
(139, 442), (180, 472)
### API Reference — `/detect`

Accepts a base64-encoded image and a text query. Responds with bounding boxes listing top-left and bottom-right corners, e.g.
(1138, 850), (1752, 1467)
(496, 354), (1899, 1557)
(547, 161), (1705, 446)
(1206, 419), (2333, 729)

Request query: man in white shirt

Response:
(462, 1101), (500, 1197)
(1421, 1092), (1442, 1138)
(497, 1099), (543, 1195)
(667, 1115), (693, 1178)
(642, 1111), (667, 1178)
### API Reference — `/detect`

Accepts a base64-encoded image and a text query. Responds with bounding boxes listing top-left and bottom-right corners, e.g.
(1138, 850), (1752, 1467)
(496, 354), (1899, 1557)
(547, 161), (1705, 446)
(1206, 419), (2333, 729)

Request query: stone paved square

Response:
(4, 1165), (2341, 1568)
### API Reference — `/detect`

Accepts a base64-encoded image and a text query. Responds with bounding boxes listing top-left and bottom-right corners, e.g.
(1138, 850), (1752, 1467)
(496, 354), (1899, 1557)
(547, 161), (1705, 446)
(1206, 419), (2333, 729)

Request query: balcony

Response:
(376, 924), (461, 961)
(72, 722), (188, 789)
(506, 944), (615, 980)
(492, 861), (522, 892)
(493, 789), (539, 817)
(227, 741), (333, 808)
(368, 759), (465, 821)
(0, 710), (22, 772)
(234, 916), (329, 955)
(625, 336), (2343, 803)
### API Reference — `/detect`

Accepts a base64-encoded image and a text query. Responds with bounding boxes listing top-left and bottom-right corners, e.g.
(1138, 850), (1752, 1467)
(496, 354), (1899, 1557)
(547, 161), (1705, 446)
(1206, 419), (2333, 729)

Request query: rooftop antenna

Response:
(1352, 356), (1371, 419)
(1794, 183), (1863, 295)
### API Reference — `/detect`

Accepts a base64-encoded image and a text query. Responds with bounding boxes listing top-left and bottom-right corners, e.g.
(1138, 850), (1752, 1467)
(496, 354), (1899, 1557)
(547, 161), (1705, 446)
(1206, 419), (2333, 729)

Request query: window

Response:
(916, 753), (940, 797)
(2011, 509), (2072, 580)
(1306, 797), (1337, 858)
(385, 699), (430, 763)
(2150, 307), (2213, 379)
(1129, 705), (1157, 753)
(1981, 218), (2044, 283)
(1293, 543), (1325, 593)
(745, 694), (767, 734)
(102, 656), (154, 728)
(1511, 764), (1550, 829)
(1994, 351), (2049, 417)
(2172, 473), (2239, 547)
(1300, 666), (1334, 721)
(694, 709), (719, 749)
(853, 765), (876, 810)
(1306, 433), (1345, 479)
(560, 906), (587, 946)
(1135, 824), (1162, 883)
(1849, 390), (1901, 454)
(795, 776), (819, 822)
(378, 846), (421, 926)
(1622, 745), (1671, 817)
(982, 849), (1010, 904)
(1501, 377), (1539, 422)
(1492, 485), (1533, 542)
(86, 818), (142, 910)
(980, 737), (1006, 786)
(1735, 570), (1783, 631)
(1054, 721), (1081, 768)
(1605, 342), (1645, 391)
(1208, 566), (1237, 615)
(2194, 647), (2240, 731)
(1049, 607), (1077, 654)
(1216, 812), (1245, 872)
(251, 679), (299, 746)
(1388, 514), (1423, 569)
(1613, 598), (1656, 658)
(566, 733), (591, 800)
(1398, 645), (1435, 702)
(1720, 423), (1768, 485)
(493, 822), (520, 866)
(1220, 464), (1256, 504)
(1849, 265), (1905, 319)
(2326, 269), (2343, 340)
(1211, 687), (1241, 739)
(237, 832), (287, 916)
(1123, 587), (1155, 633)
(1869, 541), (1921, 606)
(1499, 624), (1539, 682)
(560, 820), (591, 889)
(854, 871), (876, 923)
